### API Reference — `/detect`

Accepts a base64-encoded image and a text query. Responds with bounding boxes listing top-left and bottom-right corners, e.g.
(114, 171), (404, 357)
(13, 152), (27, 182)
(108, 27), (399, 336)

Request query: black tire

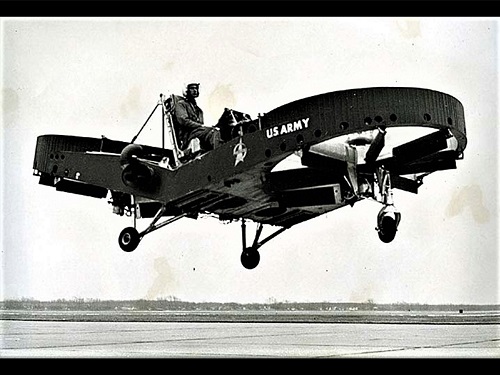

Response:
(118, 227), (141, 252)
(378, 216), (397, 243)
(241, 248), (260, 270)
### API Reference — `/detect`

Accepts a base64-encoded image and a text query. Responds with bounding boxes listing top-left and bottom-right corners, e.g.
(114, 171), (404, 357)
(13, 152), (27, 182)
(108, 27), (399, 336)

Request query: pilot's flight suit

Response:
(171, 95), (221, 152)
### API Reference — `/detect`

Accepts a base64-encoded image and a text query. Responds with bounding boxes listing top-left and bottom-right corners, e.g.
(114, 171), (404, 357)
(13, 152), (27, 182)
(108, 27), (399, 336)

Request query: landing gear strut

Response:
(117, 202), (187, 252)
(240, 219), (288, 269)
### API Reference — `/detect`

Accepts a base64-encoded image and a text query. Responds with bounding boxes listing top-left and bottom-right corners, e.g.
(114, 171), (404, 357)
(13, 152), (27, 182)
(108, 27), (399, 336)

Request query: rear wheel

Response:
(241, 248), (260, 270)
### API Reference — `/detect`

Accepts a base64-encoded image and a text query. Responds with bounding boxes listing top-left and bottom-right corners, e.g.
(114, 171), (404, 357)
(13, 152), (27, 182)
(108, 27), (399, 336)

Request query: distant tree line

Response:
(1, 297), (498, 312)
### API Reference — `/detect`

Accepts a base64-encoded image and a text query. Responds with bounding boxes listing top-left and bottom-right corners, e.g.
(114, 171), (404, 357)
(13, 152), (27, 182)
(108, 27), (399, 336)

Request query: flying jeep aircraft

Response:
(32, 87), (467, 269)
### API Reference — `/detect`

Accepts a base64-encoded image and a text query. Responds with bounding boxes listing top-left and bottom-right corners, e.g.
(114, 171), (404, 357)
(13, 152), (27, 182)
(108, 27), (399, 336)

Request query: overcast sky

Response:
(1, 17), (498, 305)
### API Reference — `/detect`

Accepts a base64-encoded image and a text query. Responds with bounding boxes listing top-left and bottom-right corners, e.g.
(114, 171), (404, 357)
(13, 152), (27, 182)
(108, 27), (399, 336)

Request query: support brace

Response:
(139, 205), (187, 238)
(241, 219), (289, 251)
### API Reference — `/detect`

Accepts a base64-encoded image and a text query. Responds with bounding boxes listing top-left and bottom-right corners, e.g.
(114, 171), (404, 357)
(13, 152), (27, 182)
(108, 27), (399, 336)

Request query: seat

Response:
(162, 95), (202, 168)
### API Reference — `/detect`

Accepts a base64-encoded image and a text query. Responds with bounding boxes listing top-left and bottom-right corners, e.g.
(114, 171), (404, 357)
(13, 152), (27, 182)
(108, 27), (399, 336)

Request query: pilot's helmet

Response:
(183, 82), (200, 96)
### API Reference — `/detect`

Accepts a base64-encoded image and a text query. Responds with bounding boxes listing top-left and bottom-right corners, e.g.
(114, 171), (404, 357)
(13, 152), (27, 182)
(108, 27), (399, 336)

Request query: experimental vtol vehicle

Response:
(32, 87), (467, 269)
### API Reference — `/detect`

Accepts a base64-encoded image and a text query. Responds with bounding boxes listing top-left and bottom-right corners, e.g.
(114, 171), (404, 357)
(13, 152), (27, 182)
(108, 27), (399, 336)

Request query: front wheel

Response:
(118, 227), (141, 252)
(377, 216), (397, 243)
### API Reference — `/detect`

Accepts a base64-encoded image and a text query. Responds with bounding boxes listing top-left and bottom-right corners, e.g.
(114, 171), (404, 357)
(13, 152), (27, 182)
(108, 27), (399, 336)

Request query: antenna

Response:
(130, 94), (163, 144)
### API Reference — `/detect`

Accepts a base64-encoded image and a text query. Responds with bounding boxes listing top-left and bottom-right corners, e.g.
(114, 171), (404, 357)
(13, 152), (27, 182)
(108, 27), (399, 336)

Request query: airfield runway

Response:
(2, 312), (499, 358)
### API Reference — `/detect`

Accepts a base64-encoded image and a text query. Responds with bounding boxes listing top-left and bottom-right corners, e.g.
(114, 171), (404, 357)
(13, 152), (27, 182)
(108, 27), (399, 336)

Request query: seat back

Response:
(163, 94), (202, 166)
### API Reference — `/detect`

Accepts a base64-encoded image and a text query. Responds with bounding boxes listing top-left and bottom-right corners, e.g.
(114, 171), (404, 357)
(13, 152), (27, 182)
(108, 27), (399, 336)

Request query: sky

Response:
(1, 17), (498, 305)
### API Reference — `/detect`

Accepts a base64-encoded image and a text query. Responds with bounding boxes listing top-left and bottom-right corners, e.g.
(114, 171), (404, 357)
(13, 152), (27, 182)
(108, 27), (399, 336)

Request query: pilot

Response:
(171, 82), (221, 153)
